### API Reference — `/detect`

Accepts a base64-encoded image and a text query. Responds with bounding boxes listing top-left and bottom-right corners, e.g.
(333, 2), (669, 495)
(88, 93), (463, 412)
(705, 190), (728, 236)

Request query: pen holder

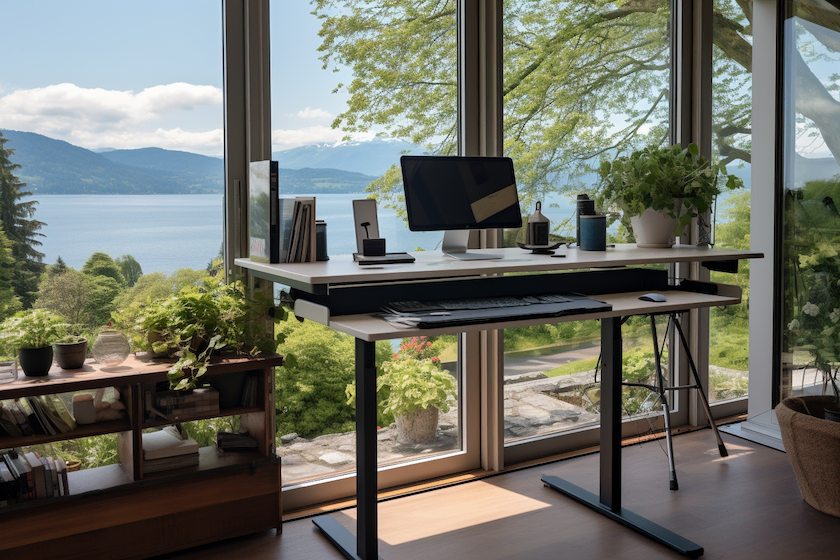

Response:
(579, 214), (606, 251)
(316, 221), (329, 261)
(363, 238), (386, 256)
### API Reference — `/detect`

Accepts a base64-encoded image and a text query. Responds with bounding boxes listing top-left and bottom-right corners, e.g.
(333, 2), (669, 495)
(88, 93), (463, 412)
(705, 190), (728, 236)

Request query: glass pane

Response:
(502, 1), (671, 443)
(709, 0), (753, 403)
(0, 1), (223, 470)
(780, 1), (840, 401)
(270, 1), (460, 486)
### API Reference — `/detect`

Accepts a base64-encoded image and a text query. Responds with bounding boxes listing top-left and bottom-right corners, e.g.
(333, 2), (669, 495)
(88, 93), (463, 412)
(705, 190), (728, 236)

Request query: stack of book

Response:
(145, 387), (220, 423)
(248, 160), (318, 264)
(0, 395), (78, 437)
(142, 426), (200, 474)
(0, 448), (69, 506)
(240, 374), (260, 408)
(216, 431), (258, 453)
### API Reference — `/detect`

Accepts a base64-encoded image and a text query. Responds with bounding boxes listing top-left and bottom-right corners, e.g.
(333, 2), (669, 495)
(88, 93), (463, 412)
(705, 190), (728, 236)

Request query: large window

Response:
(0, 1), (225, 468)
(780, 1), (840, 402)
(270, 0), (466, 492)
(708, 0), (753, 404)
(501, 1), (672, 446)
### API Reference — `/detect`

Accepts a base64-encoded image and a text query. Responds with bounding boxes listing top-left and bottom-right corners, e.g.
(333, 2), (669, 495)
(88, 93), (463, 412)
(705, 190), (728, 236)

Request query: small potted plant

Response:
(0, 309), (67, 377)
(53, 332), (88, 370)
(347, 336), (455, 444)
(597, 143), (743, 247)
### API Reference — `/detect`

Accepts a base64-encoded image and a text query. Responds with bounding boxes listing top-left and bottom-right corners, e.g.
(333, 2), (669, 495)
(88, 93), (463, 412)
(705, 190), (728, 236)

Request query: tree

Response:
(35, 269), (93, 327)
(312, 1), (840, 208)
(0, 227), (22, 321)
(82, 252), (125, 285)
(49, 256), (68, 278)
(115, 255), (143, 287)
(0, 131), (45, 307)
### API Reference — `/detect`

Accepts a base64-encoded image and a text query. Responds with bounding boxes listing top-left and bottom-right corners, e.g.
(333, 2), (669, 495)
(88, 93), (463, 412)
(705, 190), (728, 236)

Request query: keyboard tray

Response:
(398, 297), (611, 328)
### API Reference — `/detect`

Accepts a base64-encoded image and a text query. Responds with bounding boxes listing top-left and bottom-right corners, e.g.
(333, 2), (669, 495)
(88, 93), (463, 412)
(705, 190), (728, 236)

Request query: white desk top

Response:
(235, 244), (762, 288)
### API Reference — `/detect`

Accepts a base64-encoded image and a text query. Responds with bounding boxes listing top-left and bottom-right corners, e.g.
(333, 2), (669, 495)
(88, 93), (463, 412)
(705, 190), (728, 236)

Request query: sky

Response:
(0, 0), (356, 157)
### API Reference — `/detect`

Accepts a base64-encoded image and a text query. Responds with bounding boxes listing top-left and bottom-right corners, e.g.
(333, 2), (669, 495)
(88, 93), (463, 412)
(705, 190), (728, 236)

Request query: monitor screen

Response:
(400, 156), (523, 231)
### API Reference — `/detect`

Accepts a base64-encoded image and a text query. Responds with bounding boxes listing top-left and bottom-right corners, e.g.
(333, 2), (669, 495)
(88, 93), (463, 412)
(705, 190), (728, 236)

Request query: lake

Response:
(31, 193), (580, 275)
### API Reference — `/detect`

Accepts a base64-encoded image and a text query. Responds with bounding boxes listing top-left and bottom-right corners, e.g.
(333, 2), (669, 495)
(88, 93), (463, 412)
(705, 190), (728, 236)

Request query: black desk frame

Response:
(305, 268), (713, 560)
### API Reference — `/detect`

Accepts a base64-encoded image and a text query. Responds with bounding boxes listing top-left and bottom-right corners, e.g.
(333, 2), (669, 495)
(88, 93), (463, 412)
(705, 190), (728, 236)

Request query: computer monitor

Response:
(400, 155), (522, 260)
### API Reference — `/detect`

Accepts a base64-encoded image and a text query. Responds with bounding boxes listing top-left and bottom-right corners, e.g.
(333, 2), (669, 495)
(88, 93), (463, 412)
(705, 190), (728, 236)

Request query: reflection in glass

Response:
(781, 2), (840, 401)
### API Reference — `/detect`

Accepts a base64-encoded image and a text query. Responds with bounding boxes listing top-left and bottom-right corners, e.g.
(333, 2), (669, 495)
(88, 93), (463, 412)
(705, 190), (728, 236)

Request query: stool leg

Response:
(651, 315), (679, 491)
(672, 316), (728, 458)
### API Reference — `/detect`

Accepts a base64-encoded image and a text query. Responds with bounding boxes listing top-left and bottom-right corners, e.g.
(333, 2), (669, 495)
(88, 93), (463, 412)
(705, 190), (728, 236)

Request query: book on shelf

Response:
(240, 374), (260, 408)
(8, 402), (34, 436)
(37, 395), (73, 433)
(285, 196), (317, 263)
(143, 452), (200, 474)
(0, 461), (16, 503)
(41, 456), (54, 498)
(217, 431), (258, 453)
(24, 452), (46, 499)
(55, 457), (68, 497)
(26, 396), (58, 436)
(145, 387), (219, 422)
(17, 398), (46, 435)
(142, 426), (200, 461)
(0, 402), (22, 438)
(3, 449), (35, 501)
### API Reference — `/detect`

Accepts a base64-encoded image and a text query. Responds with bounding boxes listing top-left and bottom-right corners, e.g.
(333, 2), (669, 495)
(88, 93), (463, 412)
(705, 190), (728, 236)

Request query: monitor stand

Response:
(442, 230), (503, 261)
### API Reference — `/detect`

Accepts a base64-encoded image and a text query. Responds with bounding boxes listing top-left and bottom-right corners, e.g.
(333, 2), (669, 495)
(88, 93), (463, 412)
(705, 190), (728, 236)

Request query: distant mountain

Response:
(273, 139), (423, 176)
(0, 130), (377, 195)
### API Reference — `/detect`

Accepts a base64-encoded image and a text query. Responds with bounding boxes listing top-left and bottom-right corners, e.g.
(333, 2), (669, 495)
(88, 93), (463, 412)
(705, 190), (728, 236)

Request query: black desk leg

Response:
(313, 339), (384, 560)
(542, 317), (704, 558)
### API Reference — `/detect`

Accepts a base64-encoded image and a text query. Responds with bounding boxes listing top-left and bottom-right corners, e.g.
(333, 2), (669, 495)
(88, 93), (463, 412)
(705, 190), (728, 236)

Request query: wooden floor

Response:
(160, 429), (839, 560)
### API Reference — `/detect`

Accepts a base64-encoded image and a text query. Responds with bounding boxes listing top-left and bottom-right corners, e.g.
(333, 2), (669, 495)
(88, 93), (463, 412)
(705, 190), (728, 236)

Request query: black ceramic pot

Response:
(54, 339), (88, 370)
(18, 346), (54, 377)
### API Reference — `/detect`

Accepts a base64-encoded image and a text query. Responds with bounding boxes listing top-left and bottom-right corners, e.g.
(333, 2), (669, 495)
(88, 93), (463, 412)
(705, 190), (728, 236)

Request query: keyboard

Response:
(383, 294), (574, 314)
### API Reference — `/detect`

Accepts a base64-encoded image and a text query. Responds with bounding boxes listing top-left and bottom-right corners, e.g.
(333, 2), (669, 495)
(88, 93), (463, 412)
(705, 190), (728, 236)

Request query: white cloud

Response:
(0, 82), (224, 155)
(296, 107), (333, 119)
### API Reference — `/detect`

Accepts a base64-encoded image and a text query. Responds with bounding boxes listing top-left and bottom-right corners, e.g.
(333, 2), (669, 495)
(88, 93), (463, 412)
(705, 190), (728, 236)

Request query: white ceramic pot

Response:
(630, 207), (679, 248)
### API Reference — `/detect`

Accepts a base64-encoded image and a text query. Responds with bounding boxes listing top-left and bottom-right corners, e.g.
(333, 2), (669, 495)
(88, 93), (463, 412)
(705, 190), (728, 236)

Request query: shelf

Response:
(0, 418), (131, 448)
(142, 406), (262, 428)
(142, 446), (264, 480)
(0, 353), (283, 400)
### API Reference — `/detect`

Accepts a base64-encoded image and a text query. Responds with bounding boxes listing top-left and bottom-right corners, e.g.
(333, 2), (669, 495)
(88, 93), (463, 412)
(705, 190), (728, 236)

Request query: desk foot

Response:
(312, 515), (385, 560)
(541, 475), (703, 558)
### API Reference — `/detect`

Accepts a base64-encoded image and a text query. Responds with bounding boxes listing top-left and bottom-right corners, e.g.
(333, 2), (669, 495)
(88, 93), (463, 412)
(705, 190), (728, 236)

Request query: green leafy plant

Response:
(135, 277), (274, 390)
(0, 309), (67, 351)
(348, 357), (456, 420)
(597, 143), (743, 237)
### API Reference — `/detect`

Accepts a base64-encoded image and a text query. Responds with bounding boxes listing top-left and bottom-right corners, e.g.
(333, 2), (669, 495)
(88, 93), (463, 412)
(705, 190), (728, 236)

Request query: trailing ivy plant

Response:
(135, 277), (275, 390)
(597, 143), (743, 237)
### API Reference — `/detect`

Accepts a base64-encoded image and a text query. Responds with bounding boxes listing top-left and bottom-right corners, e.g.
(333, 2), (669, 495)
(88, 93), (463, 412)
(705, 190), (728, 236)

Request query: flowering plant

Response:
(394, 336), (440, 362)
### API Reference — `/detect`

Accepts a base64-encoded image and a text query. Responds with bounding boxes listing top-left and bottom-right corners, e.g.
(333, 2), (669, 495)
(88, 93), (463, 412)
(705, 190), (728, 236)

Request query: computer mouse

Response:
(639, 293), (667, 302)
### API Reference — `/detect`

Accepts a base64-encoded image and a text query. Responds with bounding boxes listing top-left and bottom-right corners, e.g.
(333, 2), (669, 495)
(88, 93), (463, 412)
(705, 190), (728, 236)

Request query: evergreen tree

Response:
(0, 131), (45, 307)
(0, 227), (22, 321)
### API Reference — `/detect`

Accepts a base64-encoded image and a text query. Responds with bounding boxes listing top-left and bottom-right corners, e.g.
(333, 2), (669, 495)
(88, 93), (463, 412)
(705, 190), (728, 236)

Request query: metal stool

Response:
(622, 312), (728, 490)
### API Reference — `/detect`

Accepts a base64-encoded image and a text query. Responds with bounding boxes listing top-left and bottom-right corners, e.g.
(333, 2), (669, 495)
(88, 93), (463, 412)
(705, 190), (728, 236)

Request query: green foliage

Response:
(0, 227), (21, 321)
(85, 275), (122, 327)
(275, 317), (391, 438)
(369, 357), (456, 418)
(82, 252), (125, 285)
(136, 277), (273, 390)
(115, 255), (143, 287)
(0, 308), (67, 351)
(597, 143), (743, 237)
(0, 131), (45, 307)
(26, 434), (119, 470)
(35, 269), (93, 327)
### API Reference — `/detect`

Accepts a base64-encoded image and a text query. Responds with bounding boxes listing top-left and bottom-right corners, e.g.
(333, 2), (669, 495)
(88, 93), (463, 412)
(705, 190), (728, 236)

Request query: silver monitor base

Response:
(442, 230), (503, 261)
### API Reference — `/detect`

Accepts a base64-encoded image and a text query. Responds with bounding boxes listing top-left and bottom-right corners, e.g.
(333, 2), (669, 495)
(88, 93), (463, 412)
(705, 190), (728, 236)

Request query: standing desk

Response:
(236, 245), (762, 560)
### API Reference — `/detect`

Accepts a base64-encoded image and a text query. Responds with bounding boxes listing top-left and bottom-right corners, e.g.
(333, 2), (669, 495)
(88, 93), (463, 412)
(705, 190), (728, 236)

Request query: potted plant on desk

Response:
(0, 309), (67, 376)
(53, 332), (88, 370)
(597, 143), (742, 247)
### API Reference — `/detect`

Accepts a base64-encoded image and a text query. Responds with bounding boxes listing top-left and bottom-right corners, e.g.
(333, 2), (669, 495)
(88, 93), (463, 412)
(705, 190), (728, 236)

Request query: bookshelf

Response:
(0, 353), (283, 559)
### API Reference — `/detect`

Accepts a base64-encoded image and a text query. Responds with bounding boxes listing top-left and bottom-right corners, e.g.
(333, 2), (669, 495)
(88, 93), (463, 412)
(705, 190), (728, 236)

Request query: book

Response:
(40, 456), (54, 498)
(46, 457), (59, 497)
(9, 402), (33, 436)
(55, 457), (67, 496)
(0, 402), (22, 438)
(37, 395), (72, 433)
(142, 427), (199, 461)
(217, 431), (258, 452)
(4, 450), (34, 500)
(0, 461), (16, 503)
(277, 197), (296, 263)
(27, 397), (57, 436)
(17, 398), (46, 435)
(23, 452), (46, 499)
(143, 452), (199, 474)
(46, 394), (77, 432)
(286, 199), (303, 263)
(248, 160), (281, 263)
(296, 197), (317, 263)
